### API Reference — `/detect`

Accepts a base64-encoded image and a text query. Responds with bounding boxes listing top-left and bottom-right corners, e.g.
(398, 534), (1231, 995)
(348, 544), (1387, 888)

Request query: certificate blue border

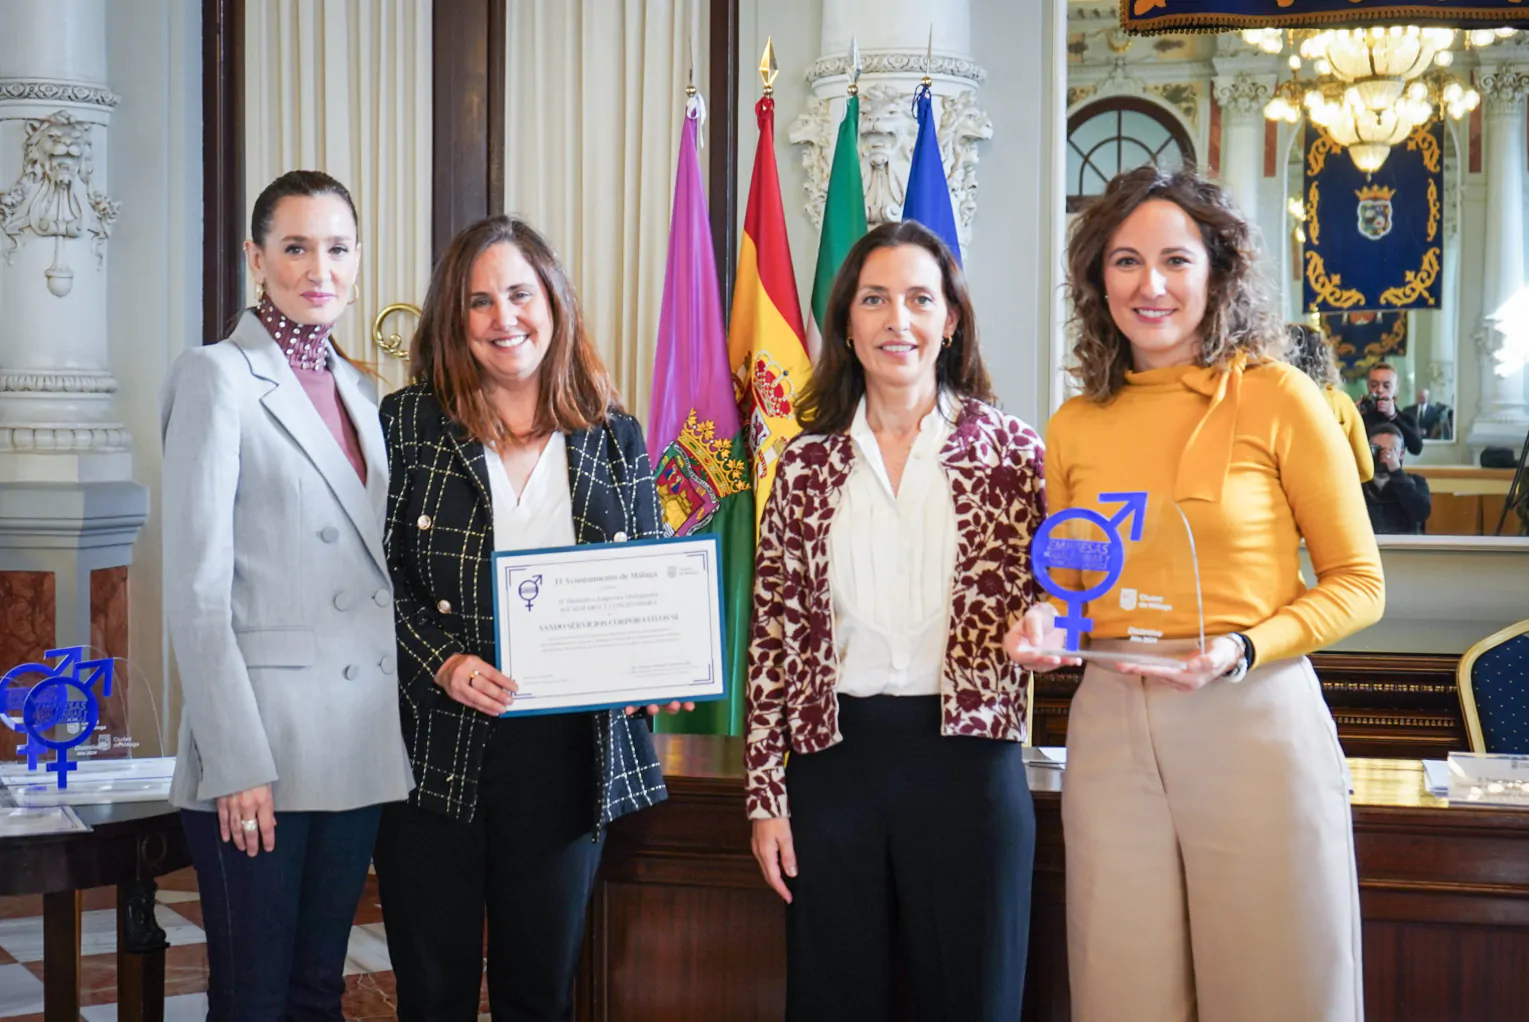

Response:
(489, 534), (729, 717)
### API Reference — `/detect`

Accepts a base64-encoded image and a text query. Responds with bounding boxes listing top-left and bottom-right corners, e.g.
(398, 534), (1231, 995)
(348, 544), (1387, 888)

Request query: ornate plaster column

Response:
(1468, 62), (1529, 449)
(0, 0), (127, 484)
(0, 0), (144, 738)
(788, 0), (992, 258)
(1210, 70), (1274, 221)
(1432, 171), (1460, 431)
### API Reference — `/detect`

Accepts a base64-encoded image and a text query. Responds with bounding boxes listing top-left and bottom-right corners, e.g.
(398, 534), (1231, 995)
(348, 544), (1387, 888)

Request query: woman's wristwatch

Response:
(1222, 632), (1254, 683)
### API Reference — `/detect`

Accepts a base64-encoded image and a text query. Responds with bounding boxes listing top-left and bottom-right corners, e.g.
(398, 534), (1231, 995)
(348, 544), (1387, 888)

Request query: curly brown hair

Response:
(1064, 165), (1286, 402)
(1284, 322), (1341, 389)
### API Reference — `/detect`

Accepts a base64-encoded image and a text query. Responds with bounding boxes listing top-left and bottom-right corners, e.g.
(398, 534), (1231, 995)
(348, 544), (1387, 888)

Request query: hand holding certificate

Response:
(491, 535), (728, 715)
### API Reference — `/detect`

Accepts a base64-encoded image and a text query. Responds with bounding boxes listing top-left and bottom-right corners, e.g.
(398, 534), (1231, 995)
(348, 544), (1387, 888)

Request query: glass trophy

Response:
(1, 646), (170, 806)
(1029, 490), (1206, 670)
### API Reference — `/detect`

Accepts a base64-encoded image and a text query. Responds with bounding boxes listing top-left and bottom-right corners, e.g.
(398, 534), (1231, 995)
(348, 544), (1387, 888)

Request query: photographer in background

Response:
(1364, 423), (1432, 534)
(1358, 363), (1423, 455)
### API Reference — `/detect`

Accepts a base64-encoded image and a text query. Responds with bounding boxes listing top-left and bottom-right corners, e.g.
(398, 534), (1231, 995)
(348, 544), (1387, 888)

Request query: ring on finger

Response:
(240, 818), (258, 833)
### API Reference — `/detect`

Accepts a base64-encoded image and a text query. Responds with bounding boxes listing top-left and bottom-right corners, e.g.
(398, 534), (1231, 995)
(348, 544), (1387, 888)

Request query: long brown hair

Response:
(1065, 165), (1285, 402)
(1284, 322), (1341, 389)
(797, 220), (994, 435)
(245, 169), (373, 376)
(411, 215), (619, 444)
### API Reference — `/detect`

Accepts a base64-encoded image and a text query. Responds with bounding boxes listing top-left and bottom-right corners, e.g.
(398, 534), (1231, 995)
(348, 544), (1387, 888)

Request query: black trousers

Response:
(182, 805), (381, 1022)
(783, 695), (1035, 1022)
(373, 712), (603, 1022)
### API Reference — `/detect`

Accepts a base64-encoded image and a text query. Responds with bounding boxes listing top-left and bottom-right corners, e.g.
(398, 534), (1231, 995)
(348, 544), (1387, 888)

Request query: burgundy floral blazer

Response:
(745, 398), (1047, 819)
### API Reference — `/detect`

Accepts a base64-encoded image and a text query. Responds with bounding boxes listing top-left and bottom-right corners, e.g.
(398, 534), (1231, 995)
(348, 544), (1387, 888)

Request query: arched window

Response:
(1066, 98), (1195, 212)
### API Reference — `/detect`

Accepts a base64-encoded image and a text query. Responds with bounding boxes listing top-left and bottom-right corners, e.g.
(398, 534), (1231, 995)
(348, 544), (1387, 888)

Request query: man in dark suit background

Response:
(1404, 387), (1451, 440)
(1364, 423), (1432, 534)
(1358, 363), (1424, 455)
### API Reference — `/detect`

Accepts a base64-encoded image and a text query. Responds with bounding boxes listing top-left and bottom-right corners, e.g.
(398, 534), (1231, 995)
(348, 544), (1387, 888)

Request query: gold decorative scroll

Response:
(372, 302), (421, 360)
(1380, 248), (1442, 307)
(1305, 252), (1365, 311)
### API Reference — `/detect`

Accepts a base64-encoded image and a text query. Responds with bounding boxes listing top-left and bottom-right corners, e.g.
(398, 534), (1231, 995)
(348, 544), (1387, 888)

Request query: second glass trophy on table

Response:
(1030, 490), (1205, 671)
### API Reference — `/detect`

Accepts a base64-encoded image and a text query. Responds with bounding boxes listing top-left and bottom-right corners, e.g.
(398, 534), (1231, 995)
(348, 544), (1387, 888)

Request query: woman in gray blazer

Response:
(161, 170), (413, 1022)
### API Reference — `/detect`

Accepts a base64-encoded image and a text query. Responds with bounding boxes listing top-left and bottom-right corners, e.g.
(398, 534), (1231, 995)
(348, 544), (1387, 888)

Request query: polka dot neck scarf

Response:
(256, 295), (333, 372)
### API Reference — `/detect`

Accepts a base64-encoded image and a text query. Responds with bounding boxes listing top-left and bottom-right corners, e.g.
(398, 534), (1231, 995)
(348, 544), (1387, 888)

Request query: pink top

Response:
(256, 297), (367, 484)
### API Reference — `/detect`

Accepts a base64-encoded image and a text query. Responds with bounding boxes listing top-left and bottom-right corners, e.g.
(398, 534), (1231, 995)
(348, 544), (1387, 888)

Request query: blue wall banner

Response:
(1121, 1), (1529, 34)
(1303, 119), (1444, 314)
(1321, 311), (1409, 381)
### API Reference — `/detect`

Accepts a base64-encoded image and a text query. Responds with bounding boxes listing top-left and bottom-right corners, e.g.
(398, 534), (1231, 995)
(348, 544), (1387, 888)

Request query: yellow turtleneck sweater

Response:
(1324, 385), (1375, 483)
(1045, 360), (1384, 666)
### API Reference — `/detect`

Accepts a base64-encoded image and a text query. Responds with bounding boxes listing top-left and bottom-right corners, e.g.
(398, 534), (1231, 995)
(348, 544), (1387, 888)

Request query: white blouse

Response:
(483, 433), (577, 552)
(828, 394), (959, 698)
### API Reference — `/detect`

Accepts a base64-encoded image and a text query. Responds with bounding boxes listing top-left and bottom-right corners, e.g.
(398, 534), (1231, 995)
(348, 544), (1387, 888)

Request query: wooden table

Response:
(0, 796), (192, 1022)
(576, 736), (1529, 1022)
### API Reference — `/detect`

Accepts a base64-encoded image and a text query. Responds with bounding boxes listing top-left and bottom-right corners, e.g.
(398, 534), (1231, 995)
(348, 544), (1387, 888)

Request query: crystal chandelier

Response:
(1246, 25), (1517, 173)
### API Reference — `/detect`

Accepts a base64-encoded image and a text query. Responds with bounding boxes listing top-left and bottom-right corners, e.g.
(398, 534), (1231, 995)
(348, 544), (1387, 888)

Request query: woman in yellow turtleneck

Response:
(1006, 167), (1381, 1022)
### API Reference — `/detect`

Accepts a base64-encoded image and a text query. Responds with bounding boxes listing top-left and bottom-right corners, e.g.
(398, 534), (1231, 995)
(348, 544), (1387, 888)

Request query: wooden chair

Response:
(1458, 620), (1529, 754)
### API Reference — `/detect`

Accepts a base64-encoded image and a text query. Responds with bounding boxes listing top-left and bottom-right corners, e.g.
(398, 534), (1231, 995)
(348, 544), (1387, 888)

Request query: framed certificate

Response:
(490, 535), (728, 715)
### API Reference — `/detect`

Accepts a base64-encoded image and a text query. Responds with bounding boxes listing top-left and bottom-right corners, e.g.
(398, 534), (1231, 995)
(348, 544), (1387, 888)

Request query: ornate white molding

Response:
(1475, 65), (1529, 117)
(1093, 56), (1148, 99)
(1147, 81), (1201, 129)
(1427, 359), (1456, 396)
(0, 111), (121, 296)
(0, 79), (119, 108)
(0, 371), (117, 394)
(789, 85), (992, 251)
(1213, 73), (1274, 119)
(806, 52), (986, 86)
(0, 425), (131, 453)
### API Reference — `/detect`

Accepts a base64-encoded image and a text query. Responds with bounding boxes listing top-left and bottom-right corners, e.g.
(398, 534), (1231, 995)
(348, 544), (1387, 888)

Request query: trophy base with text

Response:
(1033, 647), (1192, 670)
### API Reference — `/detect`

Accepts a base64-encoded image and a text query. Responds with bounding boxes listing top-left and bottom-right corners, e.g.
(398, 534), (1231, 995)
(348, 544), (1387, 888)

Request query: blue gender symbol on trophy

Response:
(1029, 492), (1147, 652)
(0, 646), (113, 789)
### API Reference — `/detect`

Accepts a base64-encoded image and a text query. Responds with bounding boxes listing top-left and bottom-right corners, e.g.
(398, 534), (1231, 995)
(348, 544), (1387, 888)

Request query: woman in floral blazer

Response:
(746, 221), (1047, 1022)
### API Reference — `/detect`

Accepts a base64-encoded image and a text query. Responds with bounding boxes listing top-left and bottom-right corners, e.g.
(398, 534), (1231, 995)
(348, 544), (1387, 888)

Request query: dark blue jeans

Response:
(181, 804), (382, 1022)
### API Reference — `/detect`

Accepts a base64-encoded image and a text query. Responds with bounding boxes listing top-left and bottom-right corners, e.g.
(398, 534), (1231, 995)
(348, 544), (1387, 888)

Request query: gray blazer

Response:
(161, 311), (415, 812)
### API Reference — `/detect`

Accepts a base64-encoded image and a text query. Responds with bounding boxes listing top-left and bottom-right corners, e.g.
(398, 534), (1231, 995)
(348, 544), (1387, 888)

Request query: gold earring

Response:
(941, 335), (954, 349)
(845, 335), (854, 350)
(254, 281), (266, 302)
(349, 283), (360, 306)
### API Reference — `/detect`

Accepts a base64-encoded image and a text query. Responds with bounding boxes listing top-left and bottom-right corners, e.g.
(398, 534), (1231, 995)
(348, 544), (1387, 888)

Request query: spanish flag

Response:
(729, 95), (807, 530)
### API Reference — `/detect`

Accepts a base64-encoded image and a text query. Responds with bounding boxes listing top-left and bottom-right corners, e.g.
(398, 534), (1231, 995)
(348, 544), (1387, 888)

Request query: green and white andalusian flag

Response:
(805, 93), (868, 357)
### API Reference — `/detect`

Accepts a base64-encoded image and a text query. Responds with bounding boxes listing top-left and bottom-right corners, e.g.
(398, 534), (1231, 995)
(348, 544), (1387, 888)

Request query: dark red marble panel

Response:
(0, 571), (55, 761)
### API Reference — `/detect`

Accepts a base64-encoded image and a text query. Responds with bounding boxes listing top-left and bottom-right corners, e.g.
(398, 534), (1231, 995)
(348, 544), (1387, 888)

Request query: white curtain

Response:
(505, 0), (708, 425)
(244, 0), (432, 395)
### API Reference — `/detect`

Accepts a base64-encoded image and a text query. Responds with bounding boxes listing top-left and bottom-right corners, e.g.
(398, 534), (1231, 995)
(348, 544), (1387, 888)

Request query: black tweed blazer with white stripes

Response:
(380, 384), (667, 828)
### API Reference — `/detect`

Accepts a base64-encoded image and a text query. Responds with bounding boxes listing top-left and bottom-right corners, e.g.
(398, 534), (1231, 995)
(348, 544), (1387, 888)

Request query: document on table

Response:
(492, 536), (728, 715)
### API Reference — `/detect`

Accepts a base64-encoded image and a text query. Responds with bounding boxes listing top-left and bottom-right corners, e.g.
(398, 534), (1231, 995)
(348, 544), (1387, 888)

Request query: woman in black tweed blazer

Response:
(374, 215), (669, 1021)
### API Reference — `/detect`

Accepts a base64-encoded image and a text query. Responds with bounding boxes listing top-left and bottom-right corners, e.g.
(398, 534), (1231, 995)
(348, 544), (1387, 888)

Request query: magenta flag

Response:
(647, 108), (740, 469)
(647, 100), (755, 737)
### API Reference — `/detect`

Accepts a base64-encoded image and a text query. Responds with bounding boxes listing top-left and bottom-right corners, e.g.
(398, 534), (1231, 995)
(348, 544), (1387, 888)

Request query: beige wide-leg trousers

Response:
(1063, 643), (1362, 1022)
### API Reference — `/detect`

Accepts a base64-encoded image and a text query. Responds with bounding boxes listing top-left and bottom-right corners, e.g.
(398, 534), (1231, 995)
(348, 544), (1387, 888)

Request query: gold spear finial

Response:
(848, 35), (862, 96)
(922, 25), (933, 87)
(760, 37), (779, 96)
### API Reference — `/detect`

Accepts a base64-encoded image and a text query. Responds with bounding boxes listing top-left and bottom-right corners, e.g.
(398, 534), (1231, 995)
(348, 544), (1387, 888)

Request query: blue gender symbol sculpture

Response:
(1029, 492), (1148, 652)
(0, 646), (113, 789)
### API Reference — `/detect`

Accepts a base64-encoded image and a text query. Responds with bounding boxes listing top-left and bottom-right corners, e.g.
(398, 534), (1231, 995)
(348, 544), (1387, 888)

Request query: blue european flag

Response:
(901, 83), (963, 266)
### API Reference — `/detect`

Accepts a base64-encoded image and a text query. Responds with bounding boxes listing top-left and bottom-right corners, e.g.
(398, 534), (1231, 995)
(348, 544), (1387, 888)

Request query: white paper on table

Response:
(1421, 758), (1450, 796)
(0, 804), (89, 837)
(1024, 746), (1068, 769)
